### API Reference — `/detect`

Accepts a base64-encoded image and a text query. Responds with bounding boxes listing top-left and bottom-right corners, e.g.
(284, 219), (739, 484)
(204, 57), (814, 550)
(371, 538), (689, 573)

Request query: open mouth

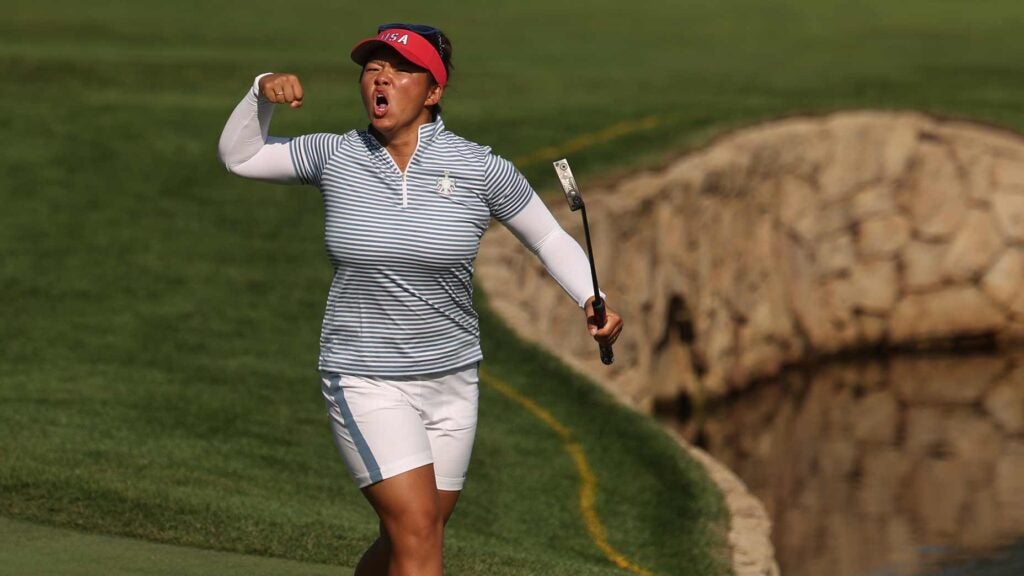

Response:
(373, 92), (389, 117)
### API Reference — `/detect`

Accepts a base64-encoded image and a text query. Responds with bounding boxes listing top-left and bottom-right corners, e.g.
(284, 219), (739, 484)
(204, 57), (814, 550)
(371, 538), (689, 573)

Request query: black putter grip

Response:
(592, 298), (615, 365)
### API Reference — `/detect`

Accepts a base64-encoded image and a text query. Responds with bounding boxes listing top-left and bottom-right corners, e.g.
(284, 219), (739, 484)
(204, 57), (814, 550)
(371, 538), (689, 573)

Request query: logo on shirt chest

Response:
(436, 170), (457, 197)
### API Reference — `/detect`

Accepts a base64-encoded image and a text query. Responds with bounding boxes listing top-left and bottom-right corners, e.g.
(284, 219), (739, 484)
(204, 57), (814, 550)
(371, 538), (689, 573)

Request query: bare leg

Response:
(353, 523), (390, 576)
(354, 465), (463, 576)
(438, 490), (461, 524)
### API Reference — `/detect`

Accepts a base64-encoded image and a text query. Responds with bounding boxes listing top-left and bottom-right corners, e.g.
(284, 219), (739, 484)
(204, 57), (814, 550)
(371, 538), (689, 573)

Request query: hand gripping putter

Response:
(553, 158), (614, 365)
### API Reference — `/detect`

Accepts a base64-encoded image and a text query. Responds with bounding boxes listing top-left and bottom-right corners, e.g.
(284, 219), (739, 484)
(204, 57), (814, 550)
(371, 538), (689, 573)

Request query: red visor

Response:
(350, 28), (448, 87)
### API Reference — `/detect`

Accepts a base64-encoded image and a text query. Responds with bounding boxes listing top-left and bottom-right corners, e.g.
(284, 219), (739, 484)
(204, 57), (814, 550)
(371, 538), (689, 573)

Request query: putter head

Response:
(553, 159), (584, 211)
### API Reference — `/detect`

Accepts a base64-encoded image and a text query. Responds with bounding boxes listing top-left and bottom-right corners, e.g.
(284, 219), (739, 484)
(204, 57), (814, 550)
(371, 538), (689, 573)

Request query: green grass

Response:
(3, 0), (1024, 574)
(0, 287), (728, 574)
(0, 299), (728, 575)
(0, 517), (348, 576)
(4, 1), (1023, 184)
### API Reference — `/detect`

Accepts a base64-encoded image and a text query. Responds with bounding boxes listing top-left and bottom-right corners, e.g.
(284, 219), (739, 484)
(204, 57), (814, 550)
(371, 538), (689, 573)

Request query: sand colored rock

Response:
(982, 250), (1024, 314)
(888, 287), (1006, 342)
(901, 241), (947, 293)
(940, 210), (1004, 281)
(898, 140), (970, 240)
(993, 192), (1024, 241)
(857, 214), (910, 258)
(850, 260), (899, 314)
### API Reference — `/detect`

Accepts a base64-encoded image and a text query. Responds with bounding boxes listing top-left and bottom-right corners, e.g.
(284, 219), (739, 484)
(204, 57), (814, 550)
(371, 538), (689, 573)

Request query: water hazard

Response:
(669, 350), (1024, 576)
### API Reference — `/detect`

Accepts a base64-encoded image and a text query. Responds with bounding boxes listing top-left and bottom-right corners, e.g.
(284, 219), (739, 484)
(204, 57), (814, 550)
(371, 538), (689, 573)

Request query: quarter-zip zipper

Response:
(385, 127), (424, 209)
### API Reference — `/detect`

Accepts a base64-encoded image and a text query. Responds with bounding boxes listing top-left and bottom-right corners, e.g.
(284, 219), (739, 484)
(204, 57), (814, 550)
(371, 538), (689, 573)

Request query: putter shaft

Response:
(553, 158), (614, 365)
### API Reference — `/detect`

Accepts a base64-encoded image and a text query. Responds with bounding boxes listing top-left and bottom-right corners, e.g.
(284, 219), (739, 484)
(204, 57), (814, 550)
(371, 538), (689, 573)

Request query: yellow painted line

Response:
(481, 370), (655, 576)
(512, 115), (662, 167)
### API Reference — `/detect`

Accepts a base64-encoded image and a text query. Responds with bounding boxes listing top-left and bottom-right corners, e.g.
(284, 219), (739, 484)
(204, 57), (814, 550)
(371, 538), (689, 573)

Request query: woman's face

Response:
(360, 46), (442, 140)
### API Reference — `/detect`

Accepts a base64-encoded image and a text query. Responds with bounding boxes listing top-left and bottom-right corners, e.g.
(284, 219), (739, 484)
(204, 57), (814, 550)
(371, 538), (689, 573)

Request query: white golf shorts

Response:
(320, 363), (480, 491)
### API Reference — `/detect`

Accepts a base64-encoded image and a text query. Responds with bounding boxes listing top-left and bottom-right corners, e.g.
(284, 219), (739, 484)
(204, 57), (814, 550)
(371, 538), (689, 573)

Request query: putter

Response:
(553, 158), (614, 365)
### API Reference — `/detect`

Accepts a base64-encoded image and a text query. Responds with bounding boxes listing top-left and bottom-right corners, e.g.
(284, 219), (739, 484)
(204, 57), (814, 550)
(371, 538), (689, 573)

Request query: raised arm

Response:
(217, 73), (305, 183)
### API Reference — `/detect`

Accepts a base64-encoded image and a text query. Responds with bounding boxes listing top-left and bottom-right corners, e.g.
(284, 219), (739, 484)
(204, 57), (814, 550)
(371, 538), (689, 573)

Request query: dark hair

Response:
(430, 32), (452, 116)
(434, 32), (454, 83)
(377, 23), (454, 115)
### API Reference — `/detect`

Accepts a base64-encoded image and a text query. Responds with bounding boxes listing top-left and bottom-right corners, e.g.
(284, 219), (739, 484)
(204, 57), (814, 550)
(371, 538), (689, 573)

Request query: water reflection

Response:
(677, 351), (1024, 576)
(924, 540), (1024, 576)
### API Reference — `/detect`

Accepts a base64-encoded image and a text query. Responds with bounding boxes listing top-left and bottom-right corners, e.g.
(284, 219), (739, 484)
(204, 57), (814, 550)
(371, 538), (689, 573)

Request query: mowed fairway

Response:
(0, 517), (347, 576)
(3, 0), (1024, 575)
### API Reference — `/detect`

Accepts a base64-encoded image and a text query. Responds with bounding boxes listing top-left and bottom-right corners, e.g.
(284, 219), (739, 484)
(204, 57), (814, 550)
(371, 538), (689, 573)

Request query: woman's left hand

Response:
(585, 297), (623, 347)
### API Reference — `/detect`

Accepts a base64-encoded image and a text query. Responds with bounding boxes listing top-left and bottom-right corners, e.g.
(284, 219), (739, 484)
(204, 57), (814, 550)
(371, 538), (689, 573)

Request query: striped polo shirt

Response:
(289, 117), (533, 376)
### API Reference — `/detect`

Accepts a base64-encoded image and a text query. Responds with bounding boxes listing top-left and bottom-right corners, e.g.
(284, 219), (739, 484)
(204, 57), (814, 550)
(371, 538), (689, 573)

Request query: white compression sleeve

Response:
(217, 73), (299, 183)
(500, 194), (604, 308)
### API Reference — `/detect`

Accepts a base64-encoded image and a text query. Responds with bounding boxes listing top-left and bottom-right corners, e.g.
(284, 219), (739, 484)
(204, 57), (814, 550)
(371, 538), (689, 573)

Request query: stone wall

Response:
(477, 111), (1024, 408)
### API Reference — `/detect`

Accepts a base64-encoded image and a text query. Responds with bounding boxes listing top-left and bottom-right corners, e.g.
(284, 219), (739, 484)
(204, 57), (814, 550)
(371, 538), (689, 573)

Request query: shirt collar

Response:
(363, 116), (445, 149)
(416, 115), (445, 143)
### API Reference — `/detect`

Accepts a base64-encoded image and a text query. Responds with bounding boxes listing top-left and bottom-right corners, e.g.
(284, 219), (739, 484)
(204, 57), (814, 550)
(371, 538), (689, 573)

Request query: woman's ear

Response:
(425, 84), (444, 106)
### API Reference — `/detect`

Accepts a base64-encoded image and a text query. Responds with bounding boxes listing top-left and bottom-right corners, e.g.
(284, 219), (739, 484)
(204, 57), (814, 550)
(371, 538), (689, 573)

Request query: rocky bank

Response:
(478, 110), (1024, 409)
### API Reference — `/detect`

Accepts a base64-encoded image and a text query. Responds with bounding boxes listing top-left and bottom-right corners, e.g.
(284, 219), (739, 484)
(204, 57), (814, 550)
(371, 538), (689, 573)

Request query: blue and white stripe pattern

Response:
(290, 118), (533, 376)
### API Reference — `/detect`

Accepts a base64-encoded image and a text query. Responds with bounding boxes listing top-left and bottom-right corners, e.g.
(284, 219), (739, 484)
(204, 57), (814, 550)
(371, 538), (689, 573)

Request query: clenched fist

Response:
(259, 73), (304, 108)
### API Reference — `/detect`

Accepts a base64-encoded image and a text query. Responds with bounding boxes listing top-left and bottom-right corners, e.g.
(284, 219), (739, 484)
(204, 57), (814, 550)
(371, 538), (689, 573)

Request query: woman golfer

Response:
(218, 23), (622, 575)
